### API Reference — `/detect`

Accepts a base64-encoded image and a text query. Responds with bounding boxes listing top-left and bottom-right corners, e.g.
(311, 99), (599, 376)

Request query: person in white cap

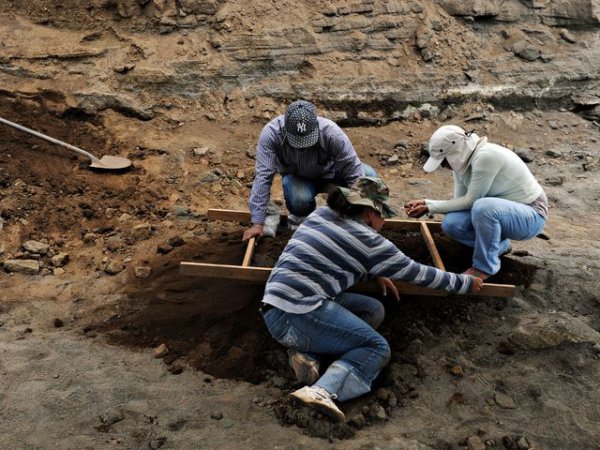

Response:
(243, 100), (376, 241)
(404, 125), (548, 280)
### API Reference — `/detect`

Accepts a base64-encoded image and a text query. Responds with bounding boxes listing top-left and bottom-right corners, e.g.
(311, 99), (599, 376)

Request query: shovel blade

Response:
(90, 155), (132, 170)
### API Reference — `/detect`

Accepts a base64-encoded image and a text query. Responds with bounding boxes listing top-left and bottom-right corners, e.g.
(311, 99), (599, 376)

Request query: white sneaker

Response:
(288, 351), (320, 385)
(290, 386), (345, 423)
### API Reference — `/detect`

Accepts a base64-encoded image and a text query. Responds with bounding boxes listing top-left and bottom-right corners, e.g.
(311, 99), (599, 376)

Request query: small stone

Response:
(157, 244), (173, 254)
(514, 147), (534, 163)
(210, 411), (223, 420)
(544, 176), (564, 186)
(104, 259), (125, 275)
(168, 359), (185, 375)
(350, 413), (366, 427)
(23, 240), (50, 255)
(118, 213), (133, 223)
(193, 146), (210, 157)
(517, 436), (530, 450)
(497, 340), (515, 355)
(168, 236), (185, 247)
(449, 365), (464, 377)
(375, 388), (390, 401)
(83, 232), (98, 243)
(387, 154), (399, 165)
(369, 404), (387, 420)
(3, 259), (40, 275)
(153, 343), (168, 358)
(53, 318), (64, 328)
(559, 28), (576, 43)
(494, 392), (516, 409)
(131, 223), (152, 241)
(51, 252), (69, 267)
(106, 237), (122, 252)
(545, 148), (563, 157)
(467, 435), (486, 450)
(99, 408), (124, 426)
(53, 268), (65, 276)
(134, 266), (152, 278)
(149, 437), (167, 450)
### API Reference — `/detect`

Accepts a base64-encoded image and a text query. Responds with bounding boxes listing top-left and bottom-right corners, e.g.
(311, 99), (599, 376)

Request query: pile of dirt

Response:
(93, 223), (538, 438)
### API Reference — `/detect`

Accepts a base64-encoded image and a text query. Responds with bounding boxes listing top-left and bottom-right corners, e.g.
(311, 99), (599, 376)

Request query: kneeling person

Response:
(260, 177), (482, 422)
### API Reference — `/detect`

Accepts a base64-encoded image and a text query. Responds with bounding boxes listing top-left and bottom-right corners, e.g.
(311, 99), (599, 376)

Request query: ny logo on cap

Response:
(296, 122), (307, 133)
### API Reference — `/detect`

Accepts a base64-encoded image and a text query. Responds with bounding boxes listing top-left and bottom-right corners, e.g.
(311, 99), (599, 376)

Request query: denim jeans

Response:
(262, 292), (390, 402)
(281, 163), (377, 217)
(442, 197), (546, 275)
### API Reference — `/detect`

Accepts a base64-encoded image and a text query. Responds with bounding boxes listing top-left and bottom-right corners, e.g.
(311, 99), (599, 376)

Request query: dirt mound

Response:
(93, 224), (538, 438)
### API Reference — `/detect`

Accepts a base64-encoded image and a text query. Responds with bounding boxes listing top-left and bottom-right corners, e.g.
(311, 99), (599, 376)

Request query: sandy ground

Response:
(1, 2), (600, 449)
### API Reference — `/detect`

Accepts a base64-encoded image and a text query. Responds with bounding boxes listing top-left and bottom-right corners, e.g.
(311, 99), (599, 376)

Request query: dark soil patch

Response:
(98, 223), (538, 439)
(0, 95), (163, 239)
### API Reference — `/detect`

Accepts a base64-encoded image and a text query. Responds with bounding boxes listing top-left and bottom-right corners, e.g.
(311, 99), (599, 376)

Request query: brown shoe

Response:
(290, 386), (345, 423)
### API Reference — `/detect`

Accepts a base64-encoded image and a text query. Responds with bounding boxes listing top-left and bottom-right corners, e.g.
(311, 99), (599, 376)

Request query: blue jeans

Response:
(442, 197), (546, 275)
(262, 292), (390, 402)
(282, 163), (377, 217)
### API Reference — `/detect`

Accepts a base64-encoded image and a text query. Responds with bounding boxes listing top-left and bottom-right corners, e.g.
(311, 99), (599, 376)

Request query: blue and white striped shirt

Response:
(263, 207), (473, 314)
(249, 116), (364, 224)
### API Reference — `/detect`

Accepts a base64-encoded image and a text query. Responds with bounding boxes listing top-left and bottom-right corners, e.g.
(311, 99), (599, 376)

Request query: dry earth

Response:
(1, 1), (599, 449)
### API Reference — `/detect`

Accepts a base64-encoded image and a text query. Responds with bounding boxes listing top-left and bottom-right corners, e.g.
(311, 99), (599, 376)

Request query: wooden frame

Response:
(180, 209), (517, 298)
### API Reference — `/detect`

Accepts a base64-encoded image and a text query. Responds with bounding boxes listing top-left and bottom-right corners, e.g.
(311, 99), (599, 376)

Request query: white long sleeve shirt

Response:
(425, 142), (547, 217)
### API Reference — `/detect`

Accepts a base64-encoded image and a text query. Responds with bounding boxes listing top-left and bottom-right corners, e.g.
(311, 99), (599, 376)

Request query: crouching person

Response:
(259, 176), (482, 422)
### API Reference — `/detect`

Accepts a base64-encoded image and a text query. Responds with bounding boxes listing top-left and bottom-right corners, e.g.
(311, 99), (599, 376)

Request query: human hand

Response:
(404, 199), (428, 218)
(469, 276), (483, 293)
(376, 277), (400, 302)
(243, 224), (264, 241)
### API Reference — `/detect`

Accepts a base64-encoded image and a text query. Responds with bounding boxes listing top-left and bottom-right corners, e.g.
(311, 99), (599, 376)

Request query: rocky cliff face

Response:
(1, 0), (599, 125)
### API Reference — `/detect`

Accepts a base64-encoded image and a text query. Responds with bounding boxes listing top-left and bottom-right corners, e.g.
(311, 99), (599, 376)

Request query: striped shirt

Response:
(249, 116), (364, 224)
(262, 207), (473, 314)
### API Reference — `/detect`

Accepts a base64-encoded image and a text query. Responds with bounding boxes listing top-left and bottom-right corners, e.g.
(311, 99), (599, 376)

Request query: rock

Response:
(134, 266), (152, 278)
(149, 437), (167, 450)
(449, 365), (464, 377)
(53, 268), (65, 276)
(375, 388), (390, 401)
(369, 403), (387, 420)
(168, 236), (185, 247)
(514, 147), (534, 162)
(3, 259), (40, 275)
(544, 176), (564, 186)
(387, 154), (399, 165)
(99, 408), (124, 426)
(350, 413), (366, 428)
(106, 237), (122, 252)
(517, 436), (530, 450)
(559, 28), (577, 43)
(545, 148), (563, 157)
(508, 312), (600, 349)
(118, 213), (133, 223)
(131, 223), (152, 241)
(193, 146), (210, 157)
(104, 259), (125, 275)
(157, 244), (173, 254)
(467, 435), (486, 450)
(53, 318), (64, 328)
(210, 411), (223, 420)
(494, 392), (516, 409)
(51, 253), (69, 267)
(512, 41), (540, 61)
(83, 233), (99, 243)
(23, 240), (50, 255)
(153, 343), (168, 358)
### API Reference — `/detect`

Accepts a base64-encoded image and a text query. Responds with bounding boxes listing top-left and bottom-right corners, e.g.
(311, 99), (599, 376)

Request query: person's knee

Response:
(442, 214), (462, 237)
(371, 336), (391, 368)
(471, 198), (495, 219)
(369, 302), (385, 330)
(285, 195), (316, 216)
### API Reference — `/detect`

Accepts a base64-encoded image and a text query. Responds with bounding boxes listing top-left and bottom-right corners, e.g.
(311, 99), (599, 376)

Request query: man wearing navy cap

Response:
(243, 100), (376, 241)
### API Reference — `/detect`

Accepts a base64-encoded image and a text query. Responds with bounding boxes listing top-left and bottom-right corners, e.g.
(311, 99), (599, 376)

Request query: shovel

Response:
(0, 116), (132, 170)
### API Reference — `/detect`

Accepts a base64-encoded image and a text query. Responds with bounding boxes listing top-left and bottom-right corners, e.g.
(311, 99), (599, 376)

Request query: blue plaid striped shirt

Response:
(249, 116), (364, 224)
(262, 207), (473, 314)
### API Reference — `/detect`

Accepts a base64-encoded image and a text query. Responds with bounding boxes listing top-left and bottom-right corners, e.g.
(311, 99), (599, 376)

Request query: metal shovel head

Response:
(89, 155), (132, 170)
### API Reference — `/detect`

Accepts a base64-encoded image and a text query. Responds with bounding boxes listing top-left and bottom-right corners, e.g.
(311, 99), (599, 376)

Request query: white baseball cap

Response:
(424, 125), (476, 173)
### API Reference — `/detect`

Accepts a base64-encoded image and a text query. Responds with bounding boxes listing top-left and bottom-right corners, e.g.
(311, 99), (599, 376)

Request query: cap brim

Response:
(287, 129), (319, 149)
(423, 155), (444, 172)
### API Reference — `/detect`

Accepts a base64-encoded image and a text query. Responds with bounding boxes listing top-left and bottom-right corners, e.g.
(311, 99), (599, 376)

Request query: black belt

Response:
(259, 303), (275, 314)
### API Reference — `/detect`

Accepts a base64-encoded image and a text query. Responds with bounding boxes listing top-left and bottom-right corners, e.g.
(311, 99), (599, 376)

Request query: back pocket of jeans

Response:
(276, 322), (311, 352)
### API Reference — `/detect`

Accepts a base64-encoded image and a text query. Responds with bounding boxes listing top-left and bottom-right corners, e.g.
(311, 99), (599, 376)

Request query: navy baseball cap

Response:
(284, 100), (320, 148)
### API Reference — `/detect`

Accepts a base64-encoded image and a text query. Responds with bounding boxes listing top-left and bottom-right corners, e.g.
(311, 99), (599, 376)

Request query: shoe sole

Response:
(290, 392), (345, 423)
